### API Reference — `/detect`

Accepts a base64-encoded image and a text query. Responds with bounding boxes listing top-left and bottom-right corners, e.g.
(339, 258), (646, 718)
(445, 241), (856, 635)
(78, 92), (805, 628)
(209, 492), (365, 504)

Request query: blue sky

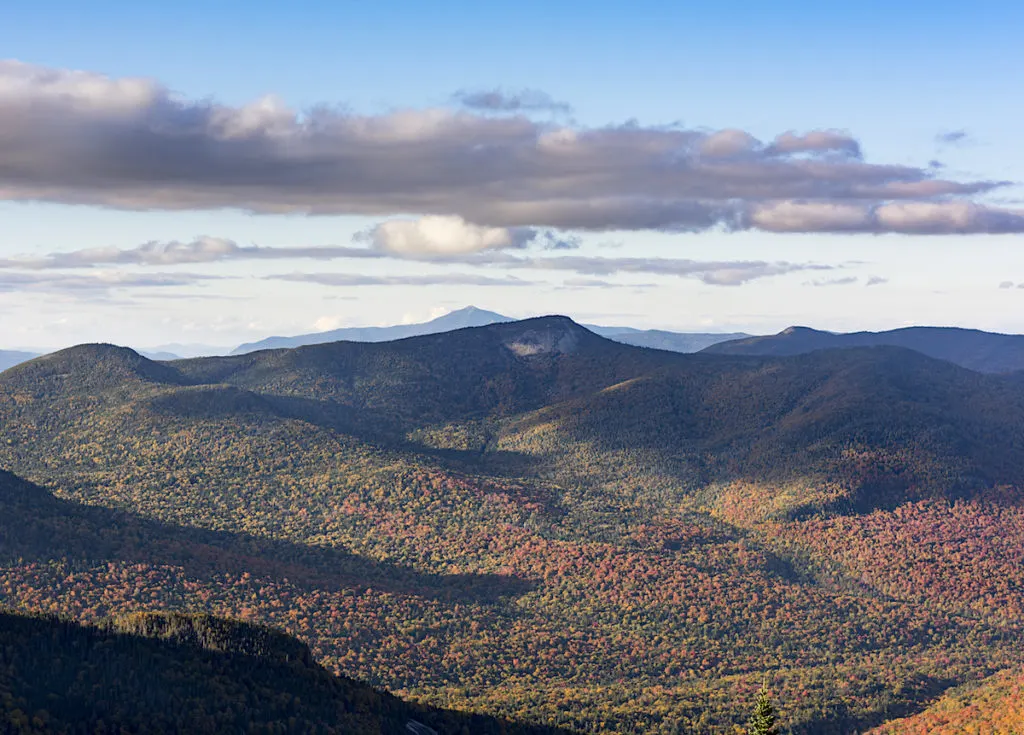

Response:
(1, 0), (1022, 350)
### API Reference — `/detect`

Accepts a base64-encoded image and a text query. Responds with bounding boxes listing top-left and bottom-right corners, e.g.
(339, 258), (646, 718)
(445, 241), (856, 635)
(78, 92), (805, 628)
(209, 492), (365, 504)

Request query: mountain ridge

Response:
(704, 324), (1024, 374)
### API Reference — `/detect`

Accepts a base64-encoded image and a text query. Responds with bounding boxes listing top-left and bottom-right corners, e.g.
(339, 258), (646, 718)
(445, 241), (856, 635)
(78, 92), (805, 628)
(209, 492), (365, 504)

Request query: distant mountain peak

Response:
(448, 305), (491, 316)
(780, 325), (821, 336)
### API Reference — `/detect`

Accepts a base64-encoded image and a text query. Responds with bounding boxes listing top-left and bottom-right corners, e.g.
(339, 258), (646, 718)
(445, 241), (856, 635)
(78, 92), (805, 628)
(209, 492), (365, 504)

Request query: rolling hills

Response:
(3, 317), (1024, 732)
(704, 325), (1024, 374)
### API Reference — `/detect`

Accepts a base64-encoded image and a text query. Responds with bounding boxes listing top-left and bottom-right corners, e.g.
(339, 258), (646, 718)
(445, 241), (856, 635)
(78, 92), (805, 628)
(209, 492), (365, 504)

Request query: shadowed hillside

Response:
(0, 607), (569, 734)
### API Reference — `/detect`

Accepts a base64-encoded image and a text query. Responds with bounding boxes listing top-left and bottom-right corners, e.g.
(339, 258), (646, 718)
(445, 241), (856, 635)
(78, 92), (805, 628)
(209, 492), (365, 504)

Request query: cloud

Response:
(453, 88), (572, 113)
(873, 201), (1024, 234)
(357, 215), (537, 256)
(936, 130), (970, 146)
(748, 200), (1024, 234)
(802, 276), (860, 288)
(0, 60), (1019, 235)
(496, 255), (832, 285)
(558, 277), (656, 289)
(769, 130), (862, 158)
(266, 272), (535, 287)
(0, 234), (829, 286)
(803, 276), (859, 287)
(0, 237), (378, 269)
(750, 201), (871, 232)
(0, 270), (219, 293)
(865, 275), (889, 286)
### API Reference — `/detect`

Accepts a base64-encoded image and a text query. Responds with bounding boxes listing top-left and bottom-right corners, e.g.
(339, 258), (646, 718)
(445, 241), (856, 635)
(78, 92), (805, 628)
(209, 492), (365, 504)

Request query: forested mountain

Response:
(3, 317), (1024, 732)
(0, 606), (567, 734)
(703, 325), (1024, 373)
(0, 351), (37, 373)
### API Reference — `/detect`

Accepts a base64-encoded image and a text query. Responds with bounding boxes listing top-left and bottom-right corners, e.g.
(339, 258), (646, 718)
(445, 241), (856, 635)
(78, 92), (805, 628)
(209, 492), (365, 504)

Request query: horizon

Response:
(2, 1), (1023, 348)
(10, 303), (1024, 356)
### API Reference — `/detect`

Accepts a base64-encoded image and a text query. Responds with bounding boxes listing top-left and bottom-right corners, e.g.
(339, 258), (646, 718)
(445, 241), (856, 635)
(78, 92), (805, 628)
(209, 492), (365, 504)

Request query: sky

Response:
(1, 0), (1023, 352)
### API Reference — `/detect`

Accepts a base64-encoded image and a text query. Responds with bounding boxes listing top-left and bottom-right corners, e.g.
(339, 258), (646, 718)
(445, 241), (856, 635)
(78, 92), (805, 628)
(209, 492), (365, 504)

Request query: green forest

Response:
(2, 318), (1024, 732)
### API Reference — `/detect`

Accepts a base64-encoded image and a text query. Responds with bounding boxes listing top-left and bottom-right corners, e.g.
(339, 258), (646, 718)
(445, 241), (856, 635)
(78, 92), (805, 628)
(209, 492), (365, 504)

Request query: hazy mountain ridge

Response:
(231, 305), (513, 353)
(589, 327), (751, 352)
(231, 305), (751, 356)
(704, 325), (1024, 374)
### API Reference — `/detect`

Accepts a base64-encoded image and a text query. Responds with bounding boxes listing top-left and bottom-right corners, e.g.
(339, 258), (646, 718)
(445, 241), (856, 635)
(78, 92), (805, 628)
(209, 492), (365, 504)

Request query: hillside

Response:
(3, 318), (1024, 732)
(868, 667), (1024, 734)
(0, 606), (567, 734)
(703, 325), (1024, 373)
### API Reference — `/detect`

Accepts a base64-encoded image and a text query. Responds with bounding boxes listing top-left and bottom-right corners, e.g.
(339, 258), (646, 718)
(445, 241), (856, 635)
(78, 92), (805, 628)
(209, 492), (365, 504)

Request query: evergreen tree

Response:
(748, 683), (779, 735)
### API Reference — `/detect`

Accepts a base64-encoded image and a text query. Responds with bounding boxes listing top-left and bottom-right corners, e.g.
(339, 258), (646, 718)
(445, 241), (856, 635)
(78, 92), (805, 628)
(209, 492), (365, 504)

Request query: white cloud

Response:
(750, 201), (871, 232)
(803, 276), (859, 287)
(874, 201), (1024, 234)
(361, 216), (535, 256)
(770, 130), (861, 157)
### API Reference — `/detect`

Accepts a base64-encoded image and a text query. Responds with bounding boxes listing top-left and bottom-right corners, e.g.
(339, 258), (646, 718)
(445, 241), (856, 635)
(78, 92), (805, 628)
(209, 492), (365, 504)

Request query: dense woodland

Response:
(2, 318), (1024, 732)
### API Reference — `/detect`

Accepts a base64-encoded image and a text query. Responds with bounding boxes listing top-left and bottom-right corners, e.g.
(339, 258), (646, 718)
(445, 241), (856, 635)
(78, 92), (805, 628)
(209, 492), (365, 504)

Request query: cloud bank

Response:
(2, 60), (1021, 235)
(1, 235), (834, 286)
(267, 273), (535, 287)
(0, 270), (219, 293)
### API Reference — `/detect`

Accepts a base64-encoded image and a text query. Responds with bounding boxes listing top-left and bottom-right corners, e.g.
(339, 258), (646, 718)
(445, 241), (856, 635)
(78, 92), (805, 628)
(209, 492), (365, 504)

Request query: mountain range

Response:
(3, 316), (1024, 732)
(704, 325), (1024, 374)
(230, 305), (750, 355)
